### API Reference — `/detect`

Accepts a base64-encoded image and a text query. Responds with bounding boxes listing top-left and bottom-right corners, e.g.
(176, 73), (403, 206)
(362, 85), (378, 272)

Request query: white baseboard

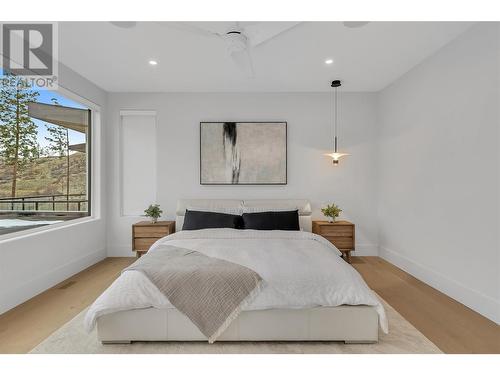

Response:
(379, 246), (500, 324)
(0, 248), (106, 314)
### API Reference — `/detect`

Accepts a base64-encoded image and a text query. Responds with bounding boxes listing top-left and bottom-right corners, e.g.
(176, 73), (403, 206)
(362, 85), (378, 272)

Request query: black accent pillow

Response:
(242, 210), (300, 231)
(182, 209), (243, 230)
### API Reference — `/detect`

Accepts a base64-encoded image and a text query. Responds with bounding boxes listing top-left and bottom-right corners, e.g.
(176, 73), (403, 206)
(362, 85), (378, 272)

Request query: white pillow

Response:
(186, 206), (243, 215)
(241, 206), (299, 214)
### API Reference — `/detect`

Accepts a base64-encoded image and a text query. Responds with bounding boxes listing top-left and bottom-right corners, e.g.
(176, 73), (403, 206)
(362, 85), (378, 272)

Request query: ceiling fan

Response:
(162, 22), (301, 77)
(110, 21), (300, 77)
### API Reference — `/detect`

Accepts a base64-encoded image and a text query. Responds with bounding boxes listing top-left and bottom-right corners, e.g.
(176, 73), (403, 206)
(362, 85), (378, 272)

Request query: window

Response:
(0, 72), (91, 236)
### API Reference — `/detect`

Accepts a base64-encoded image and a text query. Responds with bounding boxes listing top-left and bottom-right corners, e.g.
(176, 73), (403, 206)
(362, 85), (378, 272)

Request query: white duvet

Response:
(84, 229), (388, 333)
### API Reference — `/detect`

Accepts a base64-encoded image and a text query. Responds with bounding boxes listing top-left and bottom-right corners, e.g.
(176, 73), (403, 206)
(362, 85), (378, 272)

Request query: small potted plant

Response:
(321, 203), (342, 223)
(144, 204), (163, 224)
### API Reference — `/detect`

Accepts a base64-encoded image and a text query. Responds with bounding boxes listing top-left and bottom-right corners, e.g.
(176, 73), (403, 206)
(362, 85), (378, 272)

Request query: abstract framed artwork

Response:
(200, 122), (287, 185)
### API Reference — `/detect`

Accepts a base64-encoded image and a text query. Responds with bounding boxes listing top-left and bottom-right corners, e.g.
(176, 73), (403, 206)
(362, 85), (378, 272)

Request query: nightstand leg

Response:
(345, 251), (352, 264)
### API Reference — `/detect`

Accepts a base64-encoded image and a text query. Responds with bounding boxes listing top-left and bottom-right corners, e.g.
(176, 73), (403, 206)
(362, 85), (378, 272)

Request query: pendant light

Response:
(324, 79), (349, 165)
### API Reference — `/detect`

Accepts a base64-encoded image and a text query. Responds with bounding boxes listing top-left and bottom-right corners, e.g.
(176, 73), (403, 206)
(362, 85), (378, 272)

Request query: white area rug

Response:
(30, 297), (441, 354)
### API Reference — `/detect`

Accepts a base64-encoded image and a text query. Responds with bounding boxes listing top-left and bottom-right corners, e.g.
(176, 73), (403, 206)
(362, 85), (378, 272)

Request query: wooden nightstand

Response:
(312, 220), (355, 263)
(132, 221), (175, 257)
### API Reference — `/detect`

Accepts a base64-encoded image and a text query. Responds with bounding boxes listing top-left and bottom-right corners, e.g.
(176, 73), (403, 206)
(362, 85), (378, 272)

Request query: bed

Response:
(87, 199), (387, 344)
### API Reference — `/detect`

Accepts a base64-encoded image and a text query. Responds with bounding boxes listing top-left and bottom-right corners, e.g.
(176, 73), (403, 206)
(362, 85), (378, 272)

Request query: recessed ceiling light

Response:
(325, 59), (334, 65)
(149, 60), (158, 66)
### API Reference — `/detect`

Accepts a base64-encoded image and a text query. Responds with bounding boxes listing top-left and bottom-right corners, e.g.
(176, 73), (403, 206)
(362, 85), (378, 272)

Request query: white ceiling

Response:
(58, 21), (473, 92)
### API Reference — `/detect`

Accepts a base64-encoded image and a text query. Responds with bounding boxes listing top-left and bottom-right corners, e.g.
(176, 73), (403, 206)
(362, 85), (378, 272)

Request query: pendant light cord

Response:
(330, 80), (342, 154)
(334, 85), (338, 152)
(331, 86), (334, 151)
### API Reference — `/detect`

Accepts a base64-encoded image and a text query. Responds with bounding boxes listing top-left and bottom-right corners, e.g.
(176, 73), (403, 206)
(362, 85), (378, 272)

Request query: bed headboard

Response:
(175, 199), (312, 232)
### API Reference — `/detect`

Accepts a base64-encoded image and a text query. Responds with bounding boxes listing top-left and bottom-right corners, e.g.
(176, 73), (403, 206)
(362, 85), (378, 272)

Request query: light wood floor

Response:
(0, 256), (498, 354)
(0, 257), (133, 354)
(352, 257), (499, 354)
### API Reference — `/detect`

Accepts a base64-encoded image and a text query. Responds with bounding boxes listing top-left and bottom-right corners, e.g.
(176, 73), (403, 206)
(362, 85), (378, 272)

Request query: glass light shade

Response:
(324, 152), (350, 165)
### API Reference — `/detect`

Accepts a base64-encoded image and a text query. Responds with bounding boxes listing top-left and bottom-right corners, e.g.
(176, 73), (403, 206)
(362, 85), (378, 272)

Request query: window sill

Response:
(0, 215), (101, 244)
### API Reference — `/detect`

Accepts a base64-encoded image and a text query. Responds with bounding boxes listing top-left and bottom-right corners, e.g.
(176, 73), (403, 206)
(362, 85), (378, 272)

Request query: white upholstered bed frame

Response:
(97, 199), (380, 344)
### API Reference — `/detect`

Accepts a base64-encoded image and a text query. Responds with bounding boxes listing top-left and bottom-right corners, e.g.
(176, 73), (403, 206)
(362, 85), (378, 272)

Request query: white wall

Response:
(377, 23), (499, 323)
(0, 64), (108, 314)
(106, 92), (379, 257)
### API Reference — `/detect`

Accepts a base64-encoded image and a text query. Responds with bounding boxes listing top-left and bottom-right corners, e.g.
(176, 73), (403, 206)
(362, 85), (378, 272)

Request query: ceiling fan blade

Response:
(243, 22), (301, 47)
(343, 21), (370, 28)
(230, 49), (255, 78)
(157, 22), (222, 39)
(109, 21), (137, 29)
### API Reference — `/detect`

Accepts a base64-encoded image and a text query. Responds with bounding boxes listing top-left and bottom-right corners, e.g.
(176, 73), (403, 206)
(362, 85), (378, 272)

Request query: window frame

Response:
(0, 84), (101, 242)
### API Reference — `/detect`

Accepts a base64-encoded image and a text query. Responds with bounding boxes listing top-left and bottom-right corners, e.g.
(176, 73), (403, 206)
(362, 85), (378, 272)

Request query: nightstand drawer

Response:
(318, 226), (353, 237)
(312, 220), (355, 263)
(134, 237), (160, 251)
(324, 236), (354, 250)
(134, 226), (171, 238)
(132, 221), (175, 256)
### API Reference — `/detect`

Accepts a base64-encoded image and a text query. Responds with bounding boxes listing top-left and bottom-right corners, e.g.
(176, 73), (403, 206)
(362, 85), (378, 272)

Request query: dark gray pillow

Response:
(242, 210), (300, 231)
(182, 209), (243, 230)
